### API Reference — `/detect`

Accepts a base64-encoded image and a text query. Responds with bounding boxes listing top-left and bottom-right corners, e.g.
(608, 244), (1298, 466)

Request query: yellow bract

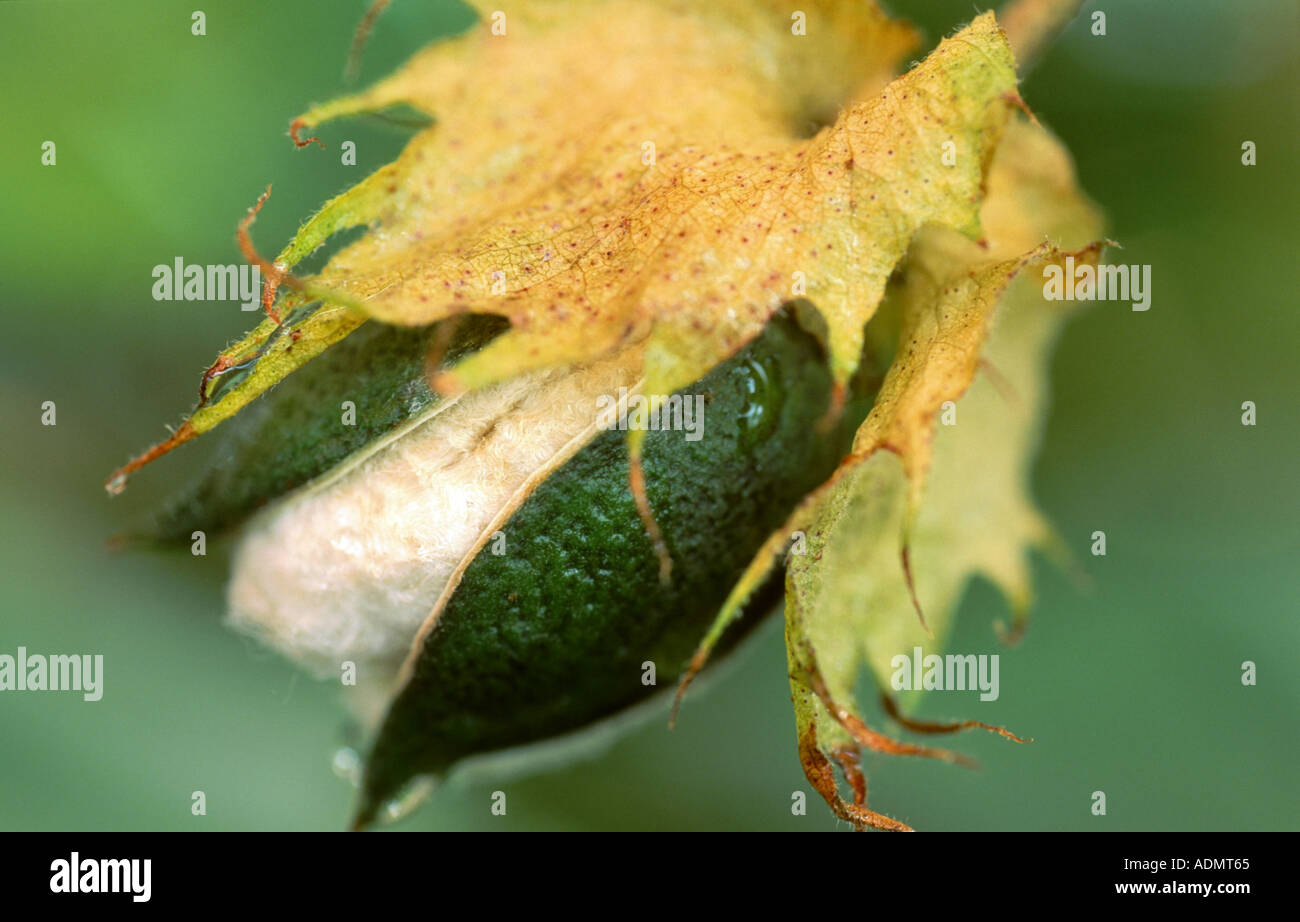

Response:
(781, 117), (1103, 828)
(109, 2), (1019, 493)
(300, 4), (1012, 404)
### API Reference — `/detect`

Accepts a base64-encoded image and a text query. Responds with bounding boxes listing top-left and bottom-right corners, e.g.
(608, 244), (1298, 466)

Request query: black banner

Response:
(1, 832), (1282, 908)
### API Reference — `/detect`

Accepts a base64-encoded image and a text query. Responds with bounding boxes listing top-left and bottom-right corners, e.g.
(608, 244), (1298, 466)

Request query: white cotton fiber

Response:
(226, 353), (640, 685)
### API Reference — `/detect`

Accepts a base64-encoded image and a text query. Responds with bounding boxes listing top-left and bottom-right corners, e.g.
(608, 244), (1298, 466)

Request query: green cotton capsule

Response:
(148, 309), (879, 829)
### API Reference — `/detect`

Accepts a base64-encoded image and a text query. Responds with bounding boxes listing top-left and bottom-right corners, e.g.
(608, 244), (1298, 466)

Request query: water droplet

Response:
(331, 746), (361, 788)
(736, 353), (782, 449)
(379, 776), (437, 825)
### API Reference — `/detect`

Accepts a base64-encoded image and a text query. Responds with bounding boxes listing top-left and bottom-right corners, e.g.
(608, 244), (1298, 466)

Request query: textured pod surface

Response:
(146, 316), (507, 542)
(353, 311), (881, 825)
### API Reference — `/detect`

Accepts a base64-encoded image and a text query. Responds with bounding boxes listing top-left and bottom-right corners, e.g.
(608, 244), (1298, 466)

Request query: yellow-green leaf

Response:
(783, 115), (1104, 828)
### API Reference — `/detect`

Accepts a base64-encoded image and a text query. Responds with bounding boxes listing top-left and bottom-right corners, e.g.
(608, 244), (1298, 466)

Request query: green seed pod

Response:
(148, 309), (880, 827)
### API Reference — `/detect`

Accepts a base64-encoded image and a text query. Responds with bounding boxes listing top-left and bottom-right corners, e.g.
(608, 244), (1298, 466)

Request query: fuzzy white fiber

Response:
(226, 353), (640, 687)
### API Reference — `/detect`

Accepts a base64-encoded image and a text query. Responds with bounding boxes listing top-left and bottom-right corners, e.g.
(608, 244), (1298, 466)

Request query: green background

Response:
(1, 0), (1295, 831)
